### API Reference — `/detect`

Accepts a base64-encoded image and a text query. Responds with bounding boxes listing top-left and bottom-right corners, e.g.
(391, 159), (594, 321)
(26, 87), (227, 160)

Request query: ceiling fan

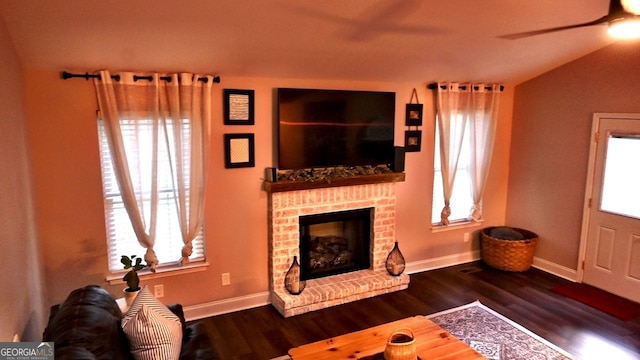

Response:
(499, 0), (640, 39)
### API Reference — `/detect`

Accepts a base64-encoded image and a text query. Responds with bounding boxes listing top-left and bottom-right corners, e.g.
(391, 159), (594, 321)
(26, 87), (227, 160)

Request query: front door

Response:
(582, 113), (640, 302)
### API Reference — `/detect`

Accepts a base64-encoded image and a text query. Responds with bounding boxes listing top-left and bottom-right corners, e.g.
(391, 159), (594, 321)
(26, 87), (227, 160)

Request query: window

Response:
(600, 134), (640, 219)
(98, 118), (205, 273)
(432, 115), (475, 225)
(431, 83), (500, 226)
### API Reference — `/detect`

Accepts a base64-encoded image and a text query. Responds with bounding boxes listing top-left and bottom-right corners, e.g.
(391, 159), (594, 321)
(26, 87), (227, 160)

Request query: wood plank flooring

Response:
(191, 261), (640, 359)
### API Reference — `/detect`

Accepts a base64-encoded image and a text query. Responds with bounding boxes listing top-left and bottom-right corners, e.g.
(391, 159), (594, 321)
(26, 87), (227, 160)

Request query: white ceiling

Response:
(0, 0), (617, 85)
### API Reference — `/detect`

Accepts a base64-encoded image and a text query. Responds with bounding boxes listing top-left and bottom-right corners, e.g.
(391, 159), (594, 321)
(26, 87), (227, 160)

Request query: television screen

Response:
(277, 88), (395, 170)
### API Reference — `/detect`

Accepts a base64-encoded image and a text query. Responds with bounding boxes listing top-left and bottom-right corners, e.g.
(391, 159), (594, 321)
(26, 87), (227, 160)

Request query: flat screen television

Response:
(277, 88), (396, 170)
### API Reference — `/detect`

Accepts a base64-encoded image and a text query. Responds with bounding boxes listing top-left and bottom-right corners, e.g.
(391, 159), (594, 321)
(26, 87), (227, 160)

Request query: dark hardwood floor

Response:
(191, 261), (640, 359)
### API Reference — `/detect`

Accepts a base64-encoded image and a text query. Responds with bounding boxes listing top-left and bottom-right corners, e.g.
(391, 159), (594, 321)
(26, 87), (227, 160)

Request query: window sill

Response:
(106, 261), (209, 285)
(431, 220), (484, 233)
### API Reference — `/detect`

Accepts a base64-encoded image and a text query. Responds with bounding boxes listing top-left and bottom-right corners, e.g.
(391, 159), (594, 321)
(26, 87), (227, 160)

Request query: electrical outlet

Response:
(221, 273), (231, 286)
(464, 232), (470, 242)
(154, 284), (164, 298)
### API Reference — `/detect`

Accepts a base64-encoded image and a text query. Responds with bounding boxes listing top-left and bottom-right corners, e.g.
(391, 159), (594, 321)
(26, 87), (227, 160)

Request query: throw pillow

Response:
(121, 286), (183, 360)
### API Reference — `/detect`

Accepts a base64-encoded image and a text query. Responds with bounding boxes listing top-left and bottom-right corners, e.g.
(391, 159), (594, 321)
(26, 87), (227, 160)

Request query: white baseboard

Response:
(531, 256), (578, 282)
(183, 253), (576, 321)
(405, 250), (482, 275)
(183, 291), (271, 322)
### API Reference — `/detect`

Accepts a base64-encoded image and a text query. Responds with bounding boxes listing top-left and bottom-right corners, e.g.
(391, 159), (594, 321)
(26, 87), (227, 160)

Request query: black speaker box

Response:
(393, 147), (405, 172)
(265, 167), (277, 182)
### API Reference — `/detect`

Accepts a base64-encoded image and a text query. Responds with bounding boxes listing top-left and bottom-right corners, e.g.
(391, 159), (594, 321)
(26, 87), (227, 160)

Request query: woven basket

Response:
(383, 328), (416, 360)
(481, 227), (538, 272)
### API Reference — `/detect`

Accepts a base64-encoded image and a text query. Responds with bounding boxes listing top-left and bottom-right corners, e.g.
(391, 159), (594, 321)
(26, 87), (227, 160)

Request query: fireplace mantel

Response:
(264, 172), (405, 193)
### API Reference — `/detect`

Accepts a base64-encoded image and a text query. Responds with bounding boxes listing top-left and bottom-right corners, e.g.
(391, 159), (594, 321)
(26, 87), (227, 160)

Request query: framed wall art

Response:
(404, 130), (422, 152)
(224, 133), (255, 168)
(405, 103), (423, 126)
(224, 89), (255, 125)
(405, 88), (423, 126)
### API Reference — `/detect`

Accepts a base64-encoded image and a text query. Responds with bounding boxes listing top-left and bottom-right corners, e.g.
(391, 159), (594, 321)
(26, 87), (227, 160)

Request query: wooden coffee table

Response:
(288, 316), (485, 359)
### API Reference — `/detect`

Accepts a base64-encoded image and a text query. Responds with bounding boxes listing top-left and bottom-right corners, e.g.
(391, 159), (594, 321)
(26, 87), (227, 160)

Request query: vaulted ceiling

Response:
(0, 0), (617, 85)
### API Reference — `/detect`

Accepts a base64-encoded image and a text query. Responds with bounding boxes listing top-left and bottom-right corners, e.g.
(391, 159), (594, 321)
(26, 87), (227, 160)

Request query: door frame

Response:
(577, 112), (640, 282)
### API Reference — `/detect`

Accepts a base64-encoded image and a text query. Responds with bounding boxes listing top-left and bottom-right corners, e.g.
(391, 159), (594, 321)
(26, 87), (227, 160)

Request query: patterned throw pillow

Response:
(121, 286), (183, 360)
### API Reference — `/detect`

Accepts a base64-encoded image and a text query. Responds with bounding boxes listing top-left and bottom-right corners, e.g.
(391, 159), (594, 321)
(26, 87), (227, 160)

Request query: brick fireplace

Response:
(266, 176), (410, 317)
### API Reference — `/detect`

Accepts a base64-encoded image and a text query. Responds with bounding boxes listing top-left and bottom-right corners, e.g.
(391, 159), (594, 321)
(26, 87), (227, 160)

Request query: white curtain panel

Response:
(162, 73), (213, 265)
(468, 85), (501, 221)
(435, 83), (470, 225)
(435, 82), (500, 225)
(94, 71), (213, 269)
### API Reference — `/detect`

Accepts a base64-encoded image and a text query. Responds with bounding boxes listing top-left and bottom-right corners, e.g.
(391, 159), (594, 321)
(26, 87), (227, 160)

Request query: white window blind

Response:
(98, 118), (205, 272)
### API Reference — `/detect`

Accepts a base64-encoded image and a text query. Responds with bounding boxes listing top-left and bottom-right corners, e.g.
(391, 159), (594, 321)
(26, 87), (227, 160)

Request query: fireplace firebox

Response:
(299, 208), (372, 280)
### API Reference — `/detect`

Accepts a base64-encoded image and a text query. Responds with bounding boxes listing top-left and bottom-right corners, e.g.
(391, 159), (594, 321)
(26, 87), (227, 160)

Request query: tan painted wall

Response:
(0, 18), (45, 341)
(509, 41), (640, 270)
(23, 72), (513, 310)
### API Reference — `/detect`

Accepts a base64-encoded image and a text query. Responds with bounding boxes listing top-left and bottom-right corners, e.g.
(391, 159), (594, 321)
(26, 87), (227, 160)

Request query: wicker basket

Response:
(481, 227), (538, 272)
(384, 328), (416, 360)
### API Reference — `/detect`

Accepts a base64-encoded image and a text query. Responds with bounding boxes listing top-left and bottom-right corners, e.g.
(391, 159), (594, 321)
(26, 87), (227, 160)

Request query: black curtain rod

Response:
(61, 71), (221, 84)
(428, 82), (503, 92)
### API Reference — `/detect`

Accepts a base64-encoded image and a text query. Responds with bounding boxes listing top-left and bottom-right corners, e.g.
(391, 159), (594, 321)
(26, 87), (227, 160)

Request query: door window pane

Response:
(600, 134), (640, 219)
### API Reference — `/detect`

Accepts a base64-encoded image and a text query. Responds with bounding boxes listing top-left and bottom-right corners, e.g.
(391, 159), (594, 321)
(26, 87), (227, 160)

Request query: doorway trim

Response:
(577, 112), (640, 282)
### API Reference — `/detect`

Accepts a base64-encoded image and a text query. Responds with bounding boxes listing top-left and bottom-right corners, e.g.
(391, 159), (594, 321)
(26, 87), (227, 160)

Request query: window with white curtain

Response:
(432, 114), (475, 225)
(432, 82), (501, 226)
(98, 118), (205, 272)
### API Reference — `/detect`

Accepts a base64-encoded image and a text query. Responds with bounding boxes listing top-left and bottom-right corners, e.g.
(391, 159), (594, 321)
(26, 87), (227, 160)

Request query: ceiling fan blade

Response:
(498, 0), (637, 40)
(498, 15), (611, 39)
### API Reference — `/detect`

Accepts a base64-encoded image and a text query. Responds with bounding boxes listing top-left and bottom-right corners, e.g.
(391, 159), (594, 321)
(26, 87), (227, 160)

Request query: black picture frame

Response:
(224, 89), (255, 125)
(224, 133), (255, 168)
(404, 130), (422, 152)
(405, 103), (423, 126)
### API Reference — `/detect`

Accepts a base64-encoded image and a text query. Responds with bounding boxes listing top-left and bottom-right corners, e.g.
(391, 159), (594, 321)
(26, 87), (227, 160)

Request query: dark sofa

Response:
(42, 285), (219, 359)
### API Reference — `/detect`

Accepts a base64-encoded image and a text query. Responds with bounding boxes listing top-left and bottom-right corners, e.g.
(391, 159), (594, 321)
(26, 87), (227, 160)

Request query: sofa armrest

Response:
(180, 322), (221, 360)
(43, 285), (133, 360)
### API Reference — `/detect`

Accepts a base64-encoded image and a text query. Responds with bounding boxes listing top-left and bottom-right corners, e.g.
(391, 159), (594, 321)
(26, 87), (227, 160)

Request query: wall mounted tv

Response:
(277, 88), (396, 170)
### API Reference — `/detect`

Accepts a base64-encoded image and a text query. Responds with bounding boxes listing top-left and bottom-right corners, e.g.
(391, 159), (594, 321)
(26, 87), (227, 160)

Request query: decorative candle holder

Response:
(386, 241), (406, 276)
(285, 256), (306, 295)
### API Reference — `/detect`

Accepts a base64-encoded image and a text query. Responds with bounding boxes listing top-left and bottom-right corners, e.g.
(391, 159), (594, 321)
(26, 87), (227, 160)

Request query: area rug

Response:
(552, 283), (640, 322)
(427, 301), (575, 360)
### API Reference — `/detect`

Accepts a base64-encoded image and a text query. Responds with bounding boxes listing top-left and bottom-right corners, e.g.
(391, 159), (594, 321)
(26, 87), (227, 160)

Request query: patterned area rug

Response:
(427, 301), (575, 360)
